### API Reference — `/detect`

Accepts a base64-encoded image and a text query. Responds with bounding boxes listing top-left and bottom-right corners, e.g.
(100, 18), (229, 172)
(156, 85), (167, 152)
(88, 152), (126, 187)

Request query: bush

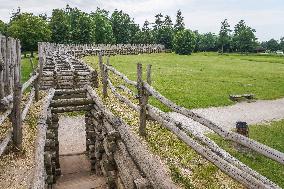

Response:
(173, 29), (196, 55)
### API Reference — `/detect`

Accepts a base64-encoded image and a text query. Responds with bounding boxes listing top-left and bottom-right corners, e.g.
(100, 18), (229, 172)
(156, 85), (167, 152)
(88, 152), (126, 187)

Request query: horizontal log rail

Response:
(105, 65), (137, 86)
(143, 82), (284, 165)
(106, 80), (279, 188)
(30, 88), (55, 189)
(21, 73), (39, 93)
(100, 62), (284, 165)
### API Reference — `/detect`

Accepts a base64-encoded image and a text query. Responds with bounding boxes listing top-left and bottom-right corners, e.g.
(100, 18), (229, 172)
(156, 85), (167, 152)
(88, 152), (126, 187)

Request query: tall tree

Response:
(280, 37), (284, 51)
(174, 10), (185, 32)
(7, 12), (51, 56)
(218, 19), (231, 53)
(90, 8), (115, 44)
(266, 38), (279, 52)
(232, 20), (257, 52)
(50, 5), (95, 44)
(50, 9), (71, 43)
(110, 10), (137, 43)
(141, 20), (154, 44)
(154, 13), (163, 30)
(153, 14), (174, 49)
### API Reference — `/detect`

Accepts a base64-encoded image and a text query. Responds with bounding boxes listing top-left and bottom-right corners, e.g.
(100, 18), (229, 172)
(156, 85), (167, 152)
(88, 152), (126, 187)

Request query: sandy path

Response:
(58, 115), (86, 155)
(169, 98), (284, 133)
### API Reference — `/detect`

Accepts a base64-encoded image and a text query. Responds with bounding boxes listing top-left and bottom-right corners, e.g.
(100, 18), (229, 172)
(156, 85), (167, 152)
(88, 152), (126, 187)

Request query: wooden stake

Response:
(137, 63), (147, 136)
(12, 83), (22, 150)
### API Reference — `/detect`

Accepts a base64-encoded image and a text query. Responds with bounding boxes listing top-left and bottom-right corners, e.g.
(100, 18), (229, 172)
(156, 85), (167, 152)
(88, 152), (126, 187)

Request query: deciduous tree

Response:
(232, 20), (257, 52)
(173, 29), (196, 55)
(7, 12), (51, 56)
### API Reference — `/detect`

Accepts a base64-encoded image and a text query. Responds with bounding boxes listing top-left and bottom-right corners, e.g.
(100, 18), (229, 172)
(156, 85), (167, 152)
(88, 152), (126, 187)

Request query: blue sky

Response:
(0, 0), (283, 41)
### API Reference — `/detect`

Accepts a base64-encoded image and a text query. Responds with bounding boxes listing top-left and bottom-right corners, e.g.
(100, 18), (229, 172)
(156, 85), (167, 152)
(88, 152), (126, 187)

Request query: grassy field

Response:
(209, 120), (284, 187)
(85, 52), (284, 109)
(21, 56), (38, 83)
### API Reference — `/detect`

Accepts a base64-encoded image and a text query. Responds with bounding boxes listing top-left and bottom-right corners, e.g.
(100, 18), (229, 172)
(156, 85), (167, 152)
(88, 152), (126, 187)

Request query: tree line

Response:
(0, 5), (283, 55)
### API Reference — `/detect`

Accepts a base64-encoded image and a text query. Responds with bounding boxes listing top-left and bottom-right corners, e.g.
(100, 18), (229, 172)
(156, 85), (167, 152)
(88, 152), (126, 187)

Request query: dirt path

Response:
(169, 98), (284, 133)
(54, 115), (107, 189)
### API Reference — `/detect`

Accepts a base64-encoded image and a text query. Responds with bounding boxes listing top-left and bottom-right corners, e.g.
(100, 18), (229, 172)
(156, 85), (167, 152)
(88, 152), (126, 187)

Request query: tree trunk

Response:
(31, 51), (34, 58)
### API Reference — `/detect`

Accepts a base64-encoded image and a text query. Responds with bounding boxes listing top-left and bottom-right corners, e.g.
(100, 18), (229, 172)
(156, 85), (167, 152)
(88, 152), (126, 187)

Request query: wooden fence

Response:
(0, 35), (39, 155)
(98, 54), (283, 189)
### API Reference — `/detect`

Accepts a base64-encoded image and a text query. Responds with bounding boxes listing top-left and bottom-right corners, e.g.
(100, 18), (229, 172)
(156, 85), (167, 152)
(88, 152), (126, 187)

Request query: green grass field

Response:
(21, 56), (38, 83)
(209, 120), (284, 187)
(85, 52), (284, 109)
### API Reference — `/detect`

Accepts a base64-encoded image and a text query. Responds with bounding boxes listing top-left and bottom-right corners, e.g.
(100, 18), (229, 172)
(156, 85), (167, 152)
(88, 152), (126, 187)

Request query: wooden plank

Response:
(0, 130), (12, 156)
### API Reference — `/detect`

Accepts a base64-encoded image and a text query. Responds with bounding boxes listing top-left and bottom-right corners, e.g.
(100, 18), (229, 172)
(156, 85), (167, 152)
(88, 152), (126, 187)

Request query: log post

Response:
(102, 64), (108, 98)
(30, 57), (39, 101)
(12, 83), (22, 150)
(38, 43), (43, 87)
(137, 63), (147, 136)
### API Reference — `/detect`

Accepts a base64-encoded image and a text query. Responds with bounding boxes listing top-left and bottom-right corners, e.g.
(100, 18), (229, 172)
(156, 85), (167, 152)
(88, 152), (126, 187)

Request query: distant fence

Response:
(39, 43), (165, 57)
(0, 36), (39, 155)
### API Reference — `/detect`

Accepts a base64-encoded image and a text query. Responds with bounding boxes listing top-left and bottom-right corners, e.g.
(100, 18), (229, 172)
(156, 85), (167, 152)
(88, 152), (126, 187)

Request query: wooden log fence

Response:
(99, 59), (282, 188)
(0, 36), (40, 155)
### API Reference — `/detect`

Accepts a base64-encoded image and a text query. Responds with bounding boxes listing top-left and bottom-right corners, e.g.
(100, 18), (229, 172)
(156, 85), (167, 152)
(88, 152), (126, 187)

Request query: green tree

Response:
(140, 20), (154, 44)
(50, 8), (71, 43)
(7, 12), (51, 56)
(153, 14), (174, 49)
(280, 37), (284, 51)
(266, 38), (279, 52)
(173, 29), (196, 55)
(174, 10), (185, 32)
(198, 32), (218, 51)
(0, 20), (6, 35)
(50, 5), (95, 44)
(90, 8), (115, 44)
(110, 10), (137, 43)
(232, 20), (257, 52)
(218, 19), (231, 53)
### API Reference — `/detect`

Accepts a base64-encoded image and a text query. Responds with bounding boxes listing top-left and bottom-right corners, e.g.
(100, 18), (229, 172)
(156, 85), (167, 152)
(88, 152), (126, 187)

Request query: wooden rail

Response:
(100, 60), (282, 188)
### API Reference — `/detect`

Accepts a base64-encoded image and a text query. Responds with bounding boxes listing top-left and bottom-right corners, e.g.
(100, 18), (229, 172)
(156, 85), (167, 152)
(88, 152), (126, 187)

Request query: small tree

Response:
(173, 29), (196, 55)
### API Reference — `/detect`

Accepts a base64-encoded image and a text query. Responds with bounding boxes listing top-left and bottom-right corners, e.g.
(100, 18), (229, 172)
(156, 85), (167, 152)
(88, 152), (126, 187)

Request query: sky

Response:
(0, 0), (284, 41)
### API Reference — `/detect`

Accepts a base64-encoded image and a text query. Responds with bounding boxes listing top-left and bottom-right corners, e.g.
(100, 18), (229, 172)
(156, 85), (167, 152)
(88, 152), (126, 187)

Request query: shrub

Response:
(173, 29), (196, 55)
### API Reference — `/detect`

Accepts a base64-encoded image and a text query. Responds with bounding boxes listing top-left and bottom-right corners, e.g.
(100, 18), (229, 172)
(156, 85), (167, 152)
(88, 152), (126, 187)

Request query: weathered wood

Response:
(0, 94), (13, 110)
(54, 88), (86, 95)
(86, 85), (177, 189)
(147, 105), (278, 189)
(0, 107), (12, 126)
(51, 105), (92, 113)
(30, 88), (55, 189)
(102, 64), (108, 98)
(137, 63), (147, 136)
(0, 130), (12, 156)
(50, 98), (94, 108)
(22, 73), (39, 93)
(143, 82), (284, 165)
(22, 88), (35, 121)
(12, 83), (22, 149)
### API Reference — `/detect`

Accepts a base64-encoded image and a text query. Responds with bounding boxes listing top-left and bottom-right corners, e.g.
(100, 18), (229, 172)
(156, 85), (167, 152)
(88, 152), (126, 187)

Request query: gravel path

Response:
(169, 98), (284, 134)
(58, 115), (86, 155)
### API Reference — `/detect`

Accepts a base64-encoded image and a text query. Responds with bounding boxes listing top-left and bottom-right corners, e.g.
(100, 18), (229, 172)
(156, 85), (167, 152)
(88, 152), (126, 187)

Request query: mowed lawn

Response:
(86, 52), (284, 109)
